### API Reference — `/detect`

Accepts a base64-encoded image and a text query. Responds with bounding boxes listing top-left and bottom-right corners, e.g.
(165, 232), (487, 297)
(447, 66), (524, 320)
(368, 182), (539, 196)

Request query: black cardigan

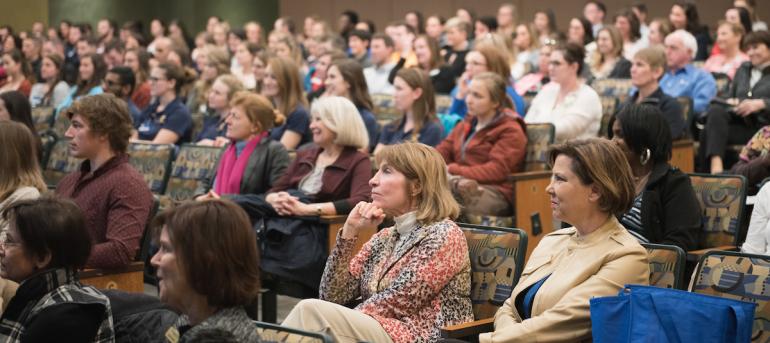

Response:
(623, 162), (702, 251)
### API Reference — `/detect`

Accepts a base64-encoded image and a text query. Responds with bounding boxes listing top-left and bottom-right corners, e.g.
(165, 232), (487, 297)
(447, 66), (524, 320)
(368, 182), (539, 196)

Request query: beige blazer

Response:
(479, 216), (649, 343)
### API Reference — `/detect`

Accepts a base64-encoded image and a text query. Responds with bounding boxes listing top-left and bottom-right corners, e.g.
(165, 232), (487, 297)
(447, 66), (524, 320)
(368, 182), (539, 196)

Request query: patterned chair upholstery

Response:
(31, 107), (55, 133)
(459, 223), (528, 320)
(690, 250), (770, 342)
(598, 96), (618, 137)
(523, 123), (555, 172)
(436, 94), (453, 114)
(642, 243), (686, 290)
(43, 138), (82, 187)
(160, 144), (224, 209)
(51, 112), (71, 138)
(590, 78), (634, 103)
(255, 321), (333, 343)
(688, 173), (747, 250)
(127, 143), (175, 195)
(189, 111), (206, 141)
(371, 93), (401, 126)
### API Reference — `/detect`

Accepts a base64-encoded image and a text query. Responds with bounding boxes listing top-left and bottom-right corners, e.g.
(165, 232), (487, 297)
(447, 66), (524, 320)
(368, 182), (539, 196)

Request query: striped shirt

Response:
(620, 193), (649, 243)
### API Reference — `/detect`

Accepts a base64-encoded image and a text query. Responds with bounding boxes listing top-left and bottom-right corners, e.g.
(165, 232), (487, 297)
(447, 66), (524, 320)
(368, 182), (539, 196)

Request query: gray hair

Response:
(665, 29), (698, 59)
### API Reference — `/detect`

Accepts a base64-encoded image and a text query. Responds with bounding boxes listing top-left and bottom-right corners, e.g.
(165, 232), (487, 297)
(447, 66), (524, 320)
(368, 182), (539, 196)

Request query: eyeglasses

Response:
(0, 232), (20, 249)
(543, 39), (559, 47)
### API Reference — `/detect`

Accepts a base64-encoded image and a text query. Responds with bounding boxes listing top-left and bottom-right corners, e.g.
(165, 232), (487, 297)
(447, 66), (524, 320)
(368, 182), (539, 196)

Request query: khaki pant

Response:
(281, 299), (393, 343)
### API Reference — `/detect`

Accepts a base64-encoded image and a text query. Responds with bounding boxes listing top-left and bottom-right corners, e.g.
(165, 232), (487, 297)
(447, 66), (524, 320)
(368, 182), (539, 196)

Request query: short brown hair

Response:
(230, 91), (285, 132)
(67, 93), (133, 154)
(153, 199), (260, 308)
(744, 30), (770, 49)
(547, 138), (635, 216)
(375, 142), (460, 223)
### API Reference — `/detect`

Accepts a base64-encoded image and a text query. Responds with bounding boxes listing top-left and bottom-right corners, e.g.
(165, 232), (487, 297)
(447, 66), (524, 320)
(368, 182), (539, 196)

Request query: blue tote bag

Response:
(590, 284), (756, 343)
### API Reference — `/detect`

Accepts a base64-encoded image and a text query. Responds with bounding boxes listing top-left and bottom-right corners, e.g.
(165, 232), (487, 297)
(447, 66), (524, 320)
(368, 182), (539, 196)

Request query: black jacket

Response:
(728, 62), (770, 126)
(609, 57), (632, 78)
(631, 162), (702, 251)
(623, 87), (686, 139)
(104, 290), (178, 343)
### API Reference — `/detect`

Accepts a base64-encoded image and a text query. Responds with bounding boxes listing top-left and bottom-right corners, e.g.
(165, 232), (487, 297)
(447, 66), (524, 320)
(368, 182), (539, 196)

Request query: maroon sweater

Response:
(56, 154), (153, 269)
(270, 146), (372, 214)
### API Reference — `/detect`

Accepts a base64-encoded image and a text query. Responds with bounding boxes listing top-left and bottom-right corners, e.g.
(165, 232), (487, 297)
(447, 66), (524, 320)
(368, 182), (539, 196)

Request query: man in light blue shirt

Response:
(660, 30), (717, 117)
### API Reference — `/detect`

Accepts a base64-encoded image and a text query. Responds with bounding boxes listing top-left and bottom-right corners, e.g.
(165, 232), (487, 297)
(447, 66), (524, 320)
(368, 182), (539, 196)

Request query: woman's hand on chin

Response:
(342, 202), (385, 239)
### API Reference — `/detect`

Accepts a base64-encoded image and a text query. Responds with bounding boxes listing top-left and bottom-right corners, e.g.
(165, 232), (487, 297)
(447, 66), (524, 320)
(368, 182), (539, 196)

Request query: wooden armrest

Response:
(686, 246), (738, 261)
(440, 318), (495, 339)
(318, 215), (347, 224)
(508, 171), (552, 182)
(80, 261), (144, 278)
(672, 139), (694, 148)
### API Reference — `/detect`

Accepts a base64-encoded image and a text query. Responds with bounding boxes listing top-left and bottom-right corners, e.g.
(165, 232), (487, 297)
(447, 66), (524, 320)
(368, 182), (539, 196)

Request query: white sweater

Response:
(525, 83), (602, 142)
(743, 183), (770, 255)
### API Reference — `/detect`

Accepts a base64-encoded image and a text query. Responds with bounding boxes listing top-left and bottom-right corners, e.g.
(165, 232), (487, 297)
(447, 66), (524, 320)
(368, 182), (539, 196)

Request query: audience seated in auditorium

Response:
(0, 197), (114, 341)
(609, 104), (701, 251)
(533, 9), (560, 45)
(347, 29), (372, 68)
(704, 21), (749, 80)
(515, 43), (554, 96)
(195, 91), (289, 199)
(669, 2), (712, 61)
(615, 8), (648, 61)
(324, 59), (379, 151)
(743, 181), (770, 255)
(195, 74), (244, 146)
(0, 122), (45, 233)
(374, 68), (443, 153)
(735, 0), (767, 32)
(496, 4), (517, 37)
(512, 24), (541, 80)
(22, 36), (43, 82)
(56, 94), (153, 269)
(623, 47), (686, 139)
(647, 18), (672, 49)
(306, 49), (345, 102)
(231, 42), (259, 90)
(262, 56), (311, 150)
(478, 138), (649, 343)
(123, 48), (152, 111)
(442, 17), (470, 80)
(134, 62), (193, 145)
(283, 142), (473, 342)
(187, 45), (229, 114)
(386, 21), (418, 69)
(699, 30), (770, 174)
(28, 54), (70, 108)
(102, 66), (142, 125)
(437, 72), (527, 219)
(659, 30), (717, 116)
(526, 43), (602, 142)
(584, 1), (607, 38)
(151, 200), (261, 342)
(410, 34), (455, 94)
(263, 96), (371, 217)
(363, 33), (396, 95)
(56, 53), (105, 114)
(0, 49), (32, 98)
(568, 17), (596, 62)
(449, 45), (525, 117)
(588, 26), (631, 80)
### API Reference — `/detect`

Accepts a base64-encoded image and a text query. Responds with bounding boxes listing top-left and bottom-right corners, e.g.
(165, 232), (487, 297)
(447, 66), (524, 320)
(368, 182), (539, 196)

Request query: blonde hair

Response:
(375, 142), (460, 223)
(310, 96), (369, 149)
(230, 91), (285, 132)
(474, 33), (515, 64)
(213, 74), (245, 101)
(633, 46), (666, 73)
(591, 26), (624, 72)
(473, 72), (515, 112)
(269, 31), (303, 66)
(0, 121), (46, 201)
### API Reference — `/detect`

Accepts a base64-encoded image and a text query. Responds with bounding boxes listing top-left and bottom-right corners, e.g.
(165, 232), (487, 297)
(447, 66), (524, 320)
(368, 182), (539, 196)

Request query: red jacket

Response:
(269, 146), (372, 214)
(436, 110), (527, 205)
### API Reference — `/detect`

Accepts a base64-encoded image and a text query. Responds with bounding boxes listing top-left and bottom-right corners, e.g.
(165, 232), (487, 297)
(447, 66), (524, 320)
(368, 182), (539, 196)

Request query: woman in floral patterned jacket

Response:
(283, 142), (473, 343)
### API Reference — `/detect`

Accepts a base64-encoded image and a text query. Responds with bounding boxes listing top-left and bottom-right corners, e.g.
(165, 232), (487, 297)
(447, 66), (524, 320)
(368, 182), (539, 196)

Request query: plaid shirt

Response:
(164, 306), (260, 343)
(0, 268), (115, 343)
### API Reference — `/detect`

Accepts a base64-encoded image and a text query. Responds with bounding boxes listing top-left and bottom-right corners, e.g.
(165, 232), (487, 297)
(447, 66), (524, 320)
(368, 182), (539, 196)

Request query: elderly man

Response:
(660, 29), (717, 116)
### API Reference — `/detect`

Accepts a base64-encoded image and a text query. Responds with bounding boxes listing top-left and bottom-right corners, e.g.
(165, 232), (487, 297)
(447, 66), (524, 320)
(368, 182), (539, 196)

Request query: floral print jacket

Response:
(319, 219), (473, 343)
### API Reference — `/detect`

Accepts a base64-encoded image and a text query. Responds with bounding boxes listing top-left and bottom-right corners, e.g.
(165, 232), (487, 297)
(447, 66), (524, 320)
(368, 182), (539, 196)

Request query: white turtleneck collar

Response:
(394, 211), (418, 237)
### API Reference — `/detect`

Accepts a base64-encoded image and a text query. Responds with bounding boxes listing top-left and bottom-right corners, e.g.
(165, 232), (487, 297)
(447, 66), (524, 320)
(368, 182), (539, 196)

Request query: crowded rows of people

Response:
(0, 0), (768, 341)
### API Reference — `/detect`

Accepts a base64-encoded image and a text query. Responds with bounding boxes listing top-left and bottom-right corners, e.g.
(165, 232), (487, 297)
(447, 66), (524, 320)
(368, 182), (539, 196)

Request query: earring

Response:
(640, 148), (651, 165)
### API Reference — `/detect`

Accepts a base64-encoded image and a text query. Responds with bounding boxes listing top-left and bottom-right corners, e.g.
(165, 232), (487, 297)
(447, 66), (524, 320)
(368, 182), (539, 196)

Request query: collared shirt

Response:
(135, 97), (193, 144)
(364, 63), (396, 94)
(167, 307), (260, 343)
(750, 62), (770, 89)
(659, 64), (717, 114)
(55, 154), (153, 269)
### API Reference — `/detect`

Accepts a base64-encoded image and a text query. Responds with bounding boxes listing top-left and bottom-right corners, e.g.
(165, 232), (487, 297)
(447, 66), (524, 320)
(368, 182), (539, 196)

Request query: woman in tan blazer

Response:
(479, 138), (650, 343)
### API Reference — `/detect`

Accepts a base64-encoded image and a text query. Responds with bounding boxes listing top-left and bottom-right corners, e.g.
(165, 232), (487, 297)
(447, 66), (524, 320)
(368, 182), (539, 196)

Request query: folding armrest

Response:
(440, 318), (495, 340)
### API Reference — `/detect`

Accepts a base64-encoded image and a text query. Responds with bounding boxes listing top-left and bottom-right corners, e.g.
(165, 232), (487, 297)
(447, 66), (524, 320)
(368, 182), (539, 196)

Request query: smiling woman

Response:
(478, 138), (648, 343)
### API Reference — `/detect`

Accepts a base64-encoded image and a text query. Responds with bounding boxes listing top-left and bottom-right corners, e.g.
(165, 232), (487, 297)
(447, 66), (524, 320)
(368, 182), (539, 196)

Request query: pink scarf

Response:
(214, 132), (267, 195)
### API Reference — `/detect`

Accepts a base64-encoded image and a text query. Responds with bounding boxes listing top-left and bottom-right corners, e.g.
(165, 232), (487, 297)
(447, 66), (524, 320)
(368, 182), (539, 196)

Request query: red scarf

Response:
(214, 132), (267, 195)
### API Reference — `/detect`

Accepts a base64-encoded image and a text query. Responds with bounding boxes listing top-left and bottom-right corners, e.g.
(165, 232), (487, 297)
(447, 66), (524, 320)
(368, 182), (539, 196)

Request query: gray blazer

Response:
(196, 139), (290, 196)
